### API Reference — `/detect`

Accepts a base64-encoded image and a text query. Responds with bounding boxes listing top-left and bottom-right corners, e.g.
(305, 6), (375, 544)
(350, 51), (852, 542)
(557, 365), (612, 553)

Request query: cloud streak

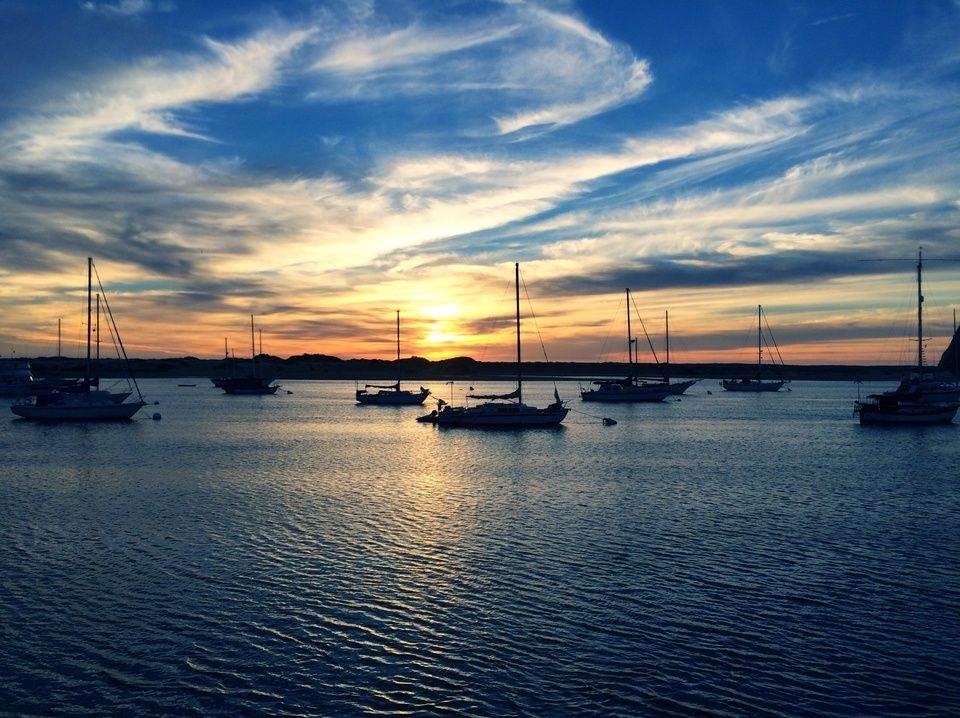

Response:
(0, 1), (958, 364)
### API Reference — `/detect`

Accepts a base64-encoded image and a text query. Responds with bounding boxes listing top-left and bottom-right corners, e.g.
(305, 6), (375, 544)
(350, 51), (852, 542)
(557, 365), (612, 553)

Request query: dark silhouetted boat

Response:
(213, 316), (279, 395)
(581, 289), (695, 402)
(855, 249), (959, 425)
(11, 258), (146, 421)
(421, 264), (568, 428)
(721, 305), (787, 392)
(356, 311), (430, 405)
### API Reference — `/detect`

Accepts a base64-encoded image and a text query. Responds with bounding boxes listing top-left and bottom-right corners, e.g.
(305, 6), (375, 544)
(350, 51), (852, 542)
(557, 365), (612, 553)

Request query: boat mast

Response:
(917, 248), (924, 373)
(757, 304), (763, 379)
(250, 315), (258, 378)
(626, 288), (633, 381)
(95, 293), (101, 385)
(85, 257), (92, 389)
(396, 310), (401, 385)
(516, 263), (522, 404)
(665, 309), (670, 382)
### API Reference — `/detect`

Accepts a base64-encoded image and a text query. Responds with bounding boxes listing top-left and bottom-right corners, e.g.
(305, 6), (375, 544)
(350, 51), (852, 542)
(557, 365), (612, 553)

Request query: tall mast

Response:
(515, 263), (522, 404)
(917, 248), (924, 372)
(86, 257), (92, 386)
(757, 305), (763, 378)
(626, 288), (633, 379)
(250, 315), (256, 359)
(96, 293), (101, 370)
(665, 309), (670, 382)
(395, 310), (402, 385)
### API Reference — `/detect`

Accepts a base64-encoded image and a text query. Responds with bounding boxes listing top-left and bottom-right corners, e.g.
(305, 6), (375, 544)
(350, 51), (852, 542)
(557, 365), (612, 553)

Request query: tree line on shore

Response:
(23, 352), (958, 383)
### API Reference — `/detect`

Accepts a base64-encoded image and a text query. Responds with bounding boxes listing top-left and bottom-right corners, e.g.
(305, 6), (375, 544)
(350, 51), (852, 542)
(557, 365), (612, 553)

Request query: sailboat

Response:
(855, 249), (960, 425)
(581, 289), (695, 402)
(356, 311), (430, 405)
(720, 305), (787, 392)
(213, 316), (280, 395)
(11, 258), (146, 421)
(421, 263), (568, 427)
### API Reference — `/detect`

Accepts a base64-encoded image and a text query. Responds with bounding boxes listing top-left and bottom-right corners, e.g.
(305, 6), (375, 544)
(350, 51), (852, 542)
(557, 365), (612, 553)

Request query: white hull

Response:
(12, 396), (145, 421)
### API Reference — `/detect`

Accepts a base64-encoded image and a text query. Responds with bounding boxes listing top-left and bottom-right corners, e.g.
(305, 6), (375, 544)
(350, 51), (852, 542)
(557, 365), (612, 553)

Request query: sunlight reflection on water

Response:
(2, 379), (959, 716)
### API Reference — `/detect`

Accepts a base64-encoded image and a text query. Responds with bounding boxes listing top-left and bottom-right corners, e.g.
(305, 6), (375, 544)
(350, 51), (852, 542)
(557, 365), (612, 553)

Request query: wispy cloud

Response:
(80, 0), (174, 17)
(310, 2), (650, 135)
(13, 27), (313, 144)
(1, 1), (959, 362)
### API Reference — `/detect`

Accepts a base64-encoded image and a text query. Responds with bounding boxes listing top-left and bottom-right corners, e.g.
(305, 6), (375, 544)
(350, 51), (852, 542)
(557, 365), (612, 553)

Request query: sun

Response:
(426, 329), (460, 345)
(420, 302), (459, 320)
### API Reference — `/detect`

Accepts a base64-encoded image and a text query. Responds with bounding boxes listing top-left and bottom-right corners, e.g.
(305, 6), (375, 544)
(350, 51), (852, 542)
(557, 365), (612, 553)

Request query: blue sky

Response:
(1, 0), (959, 365)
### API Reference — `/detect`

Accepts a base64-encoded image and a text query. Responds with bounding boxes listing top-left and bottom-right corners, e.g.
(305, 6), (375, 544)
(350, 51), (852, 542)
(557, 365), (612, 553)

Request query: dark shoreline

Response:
(21, 354), (952, 383)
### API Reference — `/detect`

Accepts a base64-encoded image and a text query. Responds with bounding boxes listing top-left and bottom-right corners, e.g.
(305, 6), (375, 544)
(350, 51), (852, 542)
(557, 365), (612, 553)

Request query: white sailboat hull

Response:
(12, 392), (145, 421)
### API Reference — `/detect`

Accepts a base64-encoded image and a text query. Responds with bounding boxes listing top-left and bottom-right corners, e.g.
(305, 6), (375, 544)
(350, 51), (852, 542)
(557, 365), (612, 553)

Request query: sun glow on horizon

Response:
(419, 302), (460, 320)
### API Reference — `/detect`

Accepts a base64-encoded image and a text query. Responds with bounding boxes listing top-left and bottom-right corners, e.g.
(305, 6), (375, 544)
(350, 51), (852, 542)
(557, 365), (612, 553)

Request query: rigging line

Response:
(468, 274), (514, 365)
(519, 270), (552, 362)
(567, 406), (617, 423)
(518, 269), (566, 396)
(629, 291), (660, 365)
(760, 306), (787, 367)
(593, 294), (625, 362)
(92, 260), (144, 402)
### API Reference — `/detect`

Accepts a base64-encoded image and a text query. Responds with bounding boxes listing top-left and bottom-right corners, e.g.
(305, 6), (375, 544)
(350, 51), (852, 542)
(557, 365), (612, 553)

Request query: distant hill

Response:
(21, 353), (953, 383)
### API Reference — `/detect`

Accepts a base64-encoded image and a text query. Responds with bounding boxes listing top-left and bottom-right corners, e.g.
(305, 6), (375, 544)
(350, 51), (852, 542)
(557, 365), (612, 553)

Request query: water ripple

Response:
(2, 380), (960, 716)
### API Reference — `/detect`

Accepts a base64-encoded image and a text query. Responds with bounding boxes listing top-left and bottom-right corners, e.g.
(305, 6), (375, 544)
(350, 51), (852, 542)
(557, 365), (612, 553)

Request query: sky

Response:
(1, 0), (959, 366)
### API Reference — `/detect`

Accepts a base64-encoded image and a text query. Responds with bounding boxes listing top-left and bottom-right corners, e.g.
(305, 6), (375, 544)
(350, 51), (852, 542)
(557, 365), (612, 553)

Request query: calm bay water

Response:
(2, 378), (959, 717)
